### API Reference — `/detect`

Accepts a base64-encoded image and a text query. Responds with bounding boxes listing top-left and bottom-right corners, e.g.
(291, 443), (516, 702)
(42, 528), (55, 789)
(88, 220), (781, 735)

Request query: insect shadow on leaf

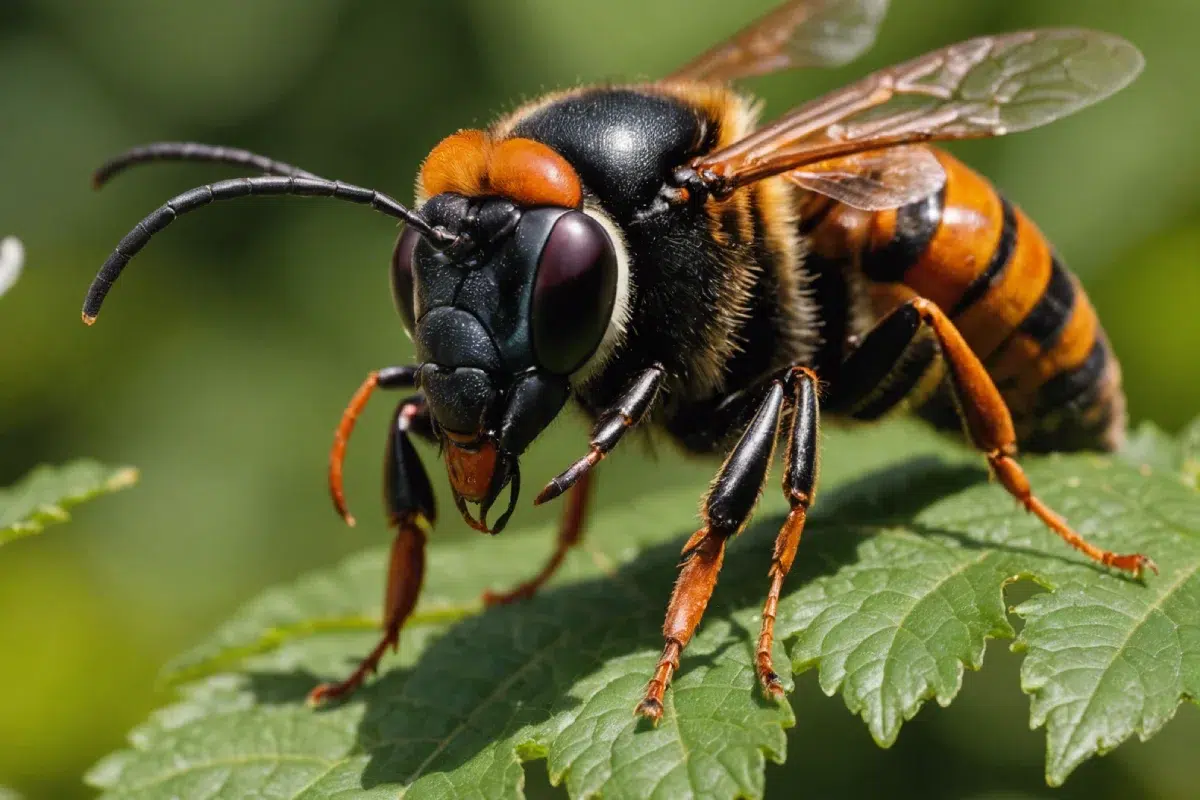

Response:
(226, 453), (1041, 792)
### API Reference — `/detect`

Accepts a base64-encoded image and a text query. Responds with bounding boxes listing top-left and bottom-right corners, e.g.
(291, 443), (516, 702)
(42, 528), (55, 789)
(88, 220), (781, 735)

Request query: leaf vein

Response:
(1059, 558), (1200, 757)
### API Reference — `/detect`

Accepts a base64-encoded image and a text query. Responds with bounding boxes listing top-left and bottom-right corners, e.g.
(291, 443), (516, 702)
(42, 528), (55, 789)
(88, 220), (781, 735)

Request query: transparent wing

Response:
(787, 145), (945, 210)
(668, 0), (890, 83)
(692, 29), (1144, 192)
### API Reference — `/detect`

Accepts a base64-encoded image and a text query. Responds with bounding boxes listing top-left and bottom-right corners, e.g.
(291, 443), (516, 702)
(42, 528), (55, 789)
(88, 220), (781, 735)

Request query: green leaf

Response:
(0, 460), (139, 545)
(1122, 416), (1200, 491)
(1014, 471), (1200, 785)
(1121, 421), (1183, 475)
(92, 489), (794, 799)
(92, 422), (1200, 797)
(786, 534), (1020, 746)
(1181, 417), (1200, 489)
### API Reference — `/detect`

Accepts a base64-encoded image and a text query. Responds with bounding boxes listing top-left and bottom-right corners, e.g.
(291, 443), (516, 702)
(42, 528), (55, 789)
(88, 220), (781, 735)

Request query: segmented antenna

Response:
(92, 142), (321, 188)
(83, 146), (456, 324)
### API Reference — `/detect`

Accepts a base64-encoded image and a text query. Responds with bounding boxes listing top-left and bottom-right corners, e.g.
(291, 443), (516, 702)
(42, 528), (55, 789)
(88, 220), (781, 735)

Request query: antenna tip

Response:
(82, 312), (97, 326)
(533, 484), (559, 506)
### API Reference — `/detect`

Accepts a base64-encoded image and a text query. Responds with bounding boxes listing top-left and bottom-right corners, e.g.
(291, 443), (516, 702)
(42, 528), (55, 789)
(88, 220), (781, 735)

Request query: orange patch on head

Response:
(419, 129), (490, 199)
(418, 131), (582, 209)
(488, 138), (582, 208)
(445, 439), (499, 502)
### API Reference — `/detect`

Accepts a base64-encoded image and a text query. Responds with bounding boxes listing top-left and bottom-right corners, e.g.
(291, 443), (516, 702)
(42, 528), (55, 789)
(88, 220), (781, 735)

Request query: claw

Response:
(634, 697), (664, 724)
(759, 670), (785, 701)
(1109, 552), (1158, 579)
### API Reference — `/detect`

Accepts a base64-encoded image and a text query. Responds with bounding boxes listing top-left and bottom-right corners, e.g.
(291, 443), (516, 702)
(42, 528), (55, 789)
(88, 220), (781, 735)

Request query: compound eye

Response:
(390, 226), (422, 334)
(531, 211), (617, 375)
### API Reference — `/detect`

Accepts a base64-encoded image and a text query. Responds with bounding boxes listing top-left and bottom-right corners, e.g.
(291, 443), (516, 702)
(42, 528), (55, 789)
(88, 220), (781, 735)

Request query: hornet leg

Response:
(835, 297), (1154, 576)
(535, 364), (665, 504)
(636, 380), (787, 722)
(309, 395), (436, 704)
(482, 470), (594, 607)
(483, 365), (665, 607)
(757, 367), (819, 699)
(329, 366), (424, 525)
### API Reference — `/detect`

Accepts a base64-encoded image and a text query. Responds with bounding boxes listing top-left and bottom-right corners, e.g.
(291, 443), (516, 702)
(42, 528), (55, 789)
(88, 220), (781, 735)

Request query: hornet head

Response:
(77, 135), (630, 537)
(392, 146), (629, 532)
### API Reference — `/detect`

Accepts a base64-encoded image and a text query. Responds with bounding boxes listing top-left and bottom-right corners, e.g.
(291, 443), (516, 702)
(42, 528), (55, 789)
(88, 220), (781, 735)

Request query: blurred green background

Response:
(1, 0), (1197, 797)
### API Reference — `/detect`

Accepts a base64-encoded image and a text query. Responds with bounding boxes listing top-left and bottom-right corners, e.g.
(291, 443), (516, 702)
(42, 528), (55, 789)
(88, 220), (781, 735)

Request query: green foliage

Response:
(1015, 416), (1200, 785)
(4, 1), (1198, 794)
(1182, 419), (1200, 489)
(90, 423), (1199, 798)
(0, 461), (138, 546)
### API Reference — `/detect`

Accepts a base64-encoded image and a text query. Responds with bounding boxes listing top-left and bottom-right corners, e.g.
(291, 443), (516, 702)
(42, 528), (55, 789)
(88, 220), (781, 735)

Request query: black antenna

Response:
(83, 158), (456, 325)
(93, 142), (322, 188)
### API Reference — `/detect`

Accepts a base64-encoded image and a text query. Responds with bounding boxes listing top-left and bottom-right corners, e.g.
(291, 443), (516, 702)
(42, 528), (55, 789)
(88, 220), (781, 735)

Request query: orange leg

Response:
(536, 365), (664, 505)
(328, 366), (421, 527)
(637, 378), (789, 722)
(756, 367), (819, 698)
(636, 527), (727, 721)
(910, 298), (1154, 576)
(308, 510), (428, 704)
(482, 470), (595, 606)
(490, 366), (659, 604)
(329, 371), (381, 527)
(756, 507), (807, 698)
(310, 393), (436, 703)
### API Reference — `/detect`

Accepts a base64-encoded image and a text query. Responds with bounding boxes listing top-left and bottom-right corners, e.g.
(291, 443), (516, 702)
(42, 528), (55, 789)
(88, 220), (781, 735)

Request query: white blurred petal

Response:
(0, 236), (25, 297)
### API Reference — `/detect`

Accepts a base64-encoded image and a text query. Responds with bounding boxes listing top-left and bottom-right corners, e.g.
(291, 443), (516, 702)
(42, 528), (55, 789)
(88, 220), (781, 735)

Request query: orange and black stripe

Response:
(800, 147), (1124, 451)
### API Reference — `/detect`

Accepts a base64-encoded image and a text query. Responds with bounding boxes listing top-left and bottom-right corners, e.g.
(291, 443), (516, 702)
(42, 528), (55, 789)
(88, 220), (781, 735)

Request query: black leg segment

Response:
(385, 397), (437, 527)
(637, 365), (826, 720)
(831, 297), (1154, 577)
(636, 376), (788, 722)
(309, 396), (436, 705)
(705, 381), (785, 534)
(784, 368), (819, 505)
(378, 365), (421, 390)
(824, 301), (923, 415)
(536, 364), (666, 504)
(757, 366), (820, 698)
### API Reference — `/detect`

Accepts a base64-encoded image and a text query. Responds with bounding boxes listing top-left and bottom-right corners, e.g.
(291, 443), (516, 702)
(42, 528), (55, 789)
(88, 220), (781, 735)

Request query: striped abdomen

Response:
(802, 148), (1125, 452)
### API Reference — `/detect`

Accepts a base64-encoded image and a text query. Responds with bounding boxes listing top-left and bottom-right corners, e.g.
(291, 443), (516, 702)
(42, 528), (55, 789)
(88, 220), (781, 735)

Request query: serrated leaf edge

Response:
(0, 464), (139, 544)
(1017, 558), (1200, 786)
(96, 443), (1200, 795)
